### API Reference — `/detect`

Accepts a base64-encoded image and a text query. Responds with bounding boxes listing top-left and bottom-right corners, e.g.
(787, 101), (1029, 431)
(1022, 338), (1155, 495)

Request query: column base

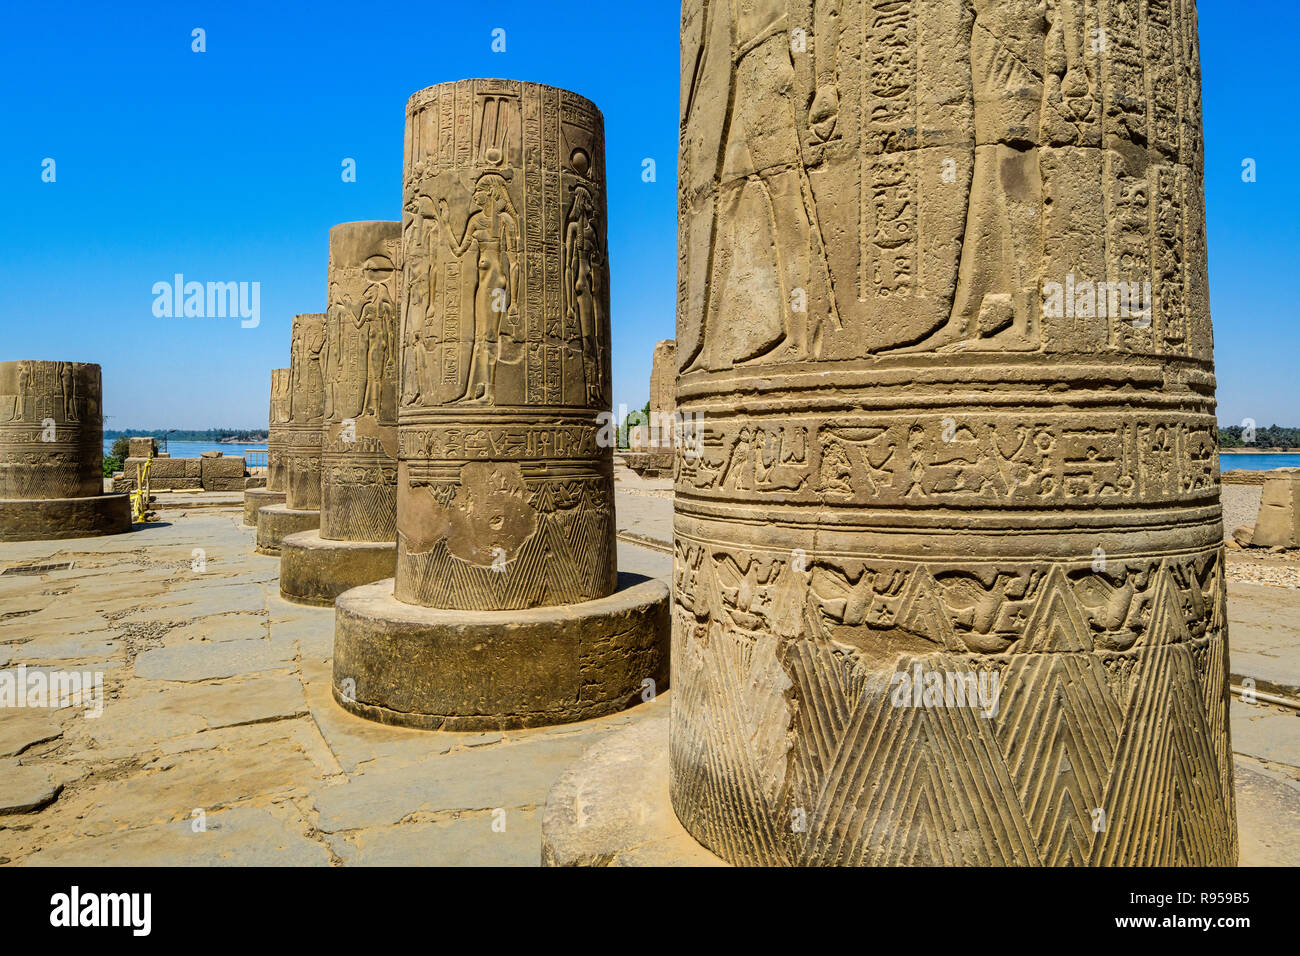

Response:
(541, 711), (726, 866)
(255, 504), (319, 556)
(0, 495), (132, 542)
(243, 487), (286, 526)
(332, 572), (670, 731)
(279, 530), (395, 607)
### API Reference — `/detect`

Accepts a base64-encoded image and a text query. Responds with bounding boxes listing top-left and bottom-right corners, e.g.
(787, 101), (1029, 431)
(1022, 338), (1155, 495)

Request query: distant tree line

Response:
(1219, 425), (1300, 448)
(104, 428), (268, 443)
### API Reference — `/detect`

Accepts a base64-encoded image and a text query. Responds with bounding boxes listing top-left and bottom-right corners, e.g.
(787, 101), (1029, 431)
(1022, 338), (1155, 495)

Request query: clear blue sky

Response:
(0, 1), (1295, 430)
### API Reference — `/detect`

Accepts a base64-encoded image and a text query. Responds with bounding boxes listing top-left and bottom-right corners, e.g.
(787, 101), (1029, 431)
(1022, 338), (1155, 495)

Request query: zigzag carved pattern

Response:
(670, 547), (1237, 866)
(1089, 569), (1234, 865)
(321, 480), (395, 541)
(995, 654), (1122, 865)
(794, 651), (1038, 866)
(669, 619), (791, 865)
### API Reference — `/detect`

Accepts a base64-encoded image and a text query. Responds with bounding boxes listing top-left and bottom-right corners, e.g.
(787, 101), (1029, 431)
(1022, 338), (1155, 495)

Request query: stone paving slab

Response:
(1229, 699), (1300, 768)
(325, 809), (542, 866)
(1235, 759), (1300, 866)
(1228, 582), (1300, 697)
(21, 806), (331, 866)
(0, 512), (678, 866)
(0, 711), (62, 758)
(133, 634), (297, 682)
(615, 491), (673, 548)
(0, 760), (61, 815)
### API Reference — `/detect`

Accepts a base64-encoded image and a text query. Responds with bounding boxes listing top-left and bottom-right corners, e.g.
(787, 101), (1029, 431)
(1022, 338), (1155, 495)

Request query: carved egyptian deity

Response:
(284, 313), (326, 511)
(680, 0), (838, 373)
(564, 184), (604, 403)
(302, 318), (326, 424)
(266, 368), (291, 492)
(59, 362), (78, 422)
(289, 321), (305, 420)
(439, 171), (521, 405)
(898, 0), (1046, 353)
(361, 277), (393, 416)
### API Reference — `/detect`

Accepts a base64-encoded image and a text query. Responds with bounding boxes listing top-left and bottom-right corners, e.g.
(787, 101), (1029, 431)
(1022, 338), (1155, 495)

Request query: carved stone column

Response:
(256, 314), (324, 554)
(0, 361), (130, 541)
(242, 368), (290, 526)
(332, 79), (669, 730)
(662, 0), (1236, 865)
(281, 222), (403, 605)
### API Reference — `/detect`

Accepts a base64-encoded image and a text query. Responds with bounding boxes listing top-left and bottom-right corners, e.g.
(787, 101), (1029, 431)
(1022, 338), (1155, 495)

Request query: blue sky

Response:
(0, 1), (1295, 429)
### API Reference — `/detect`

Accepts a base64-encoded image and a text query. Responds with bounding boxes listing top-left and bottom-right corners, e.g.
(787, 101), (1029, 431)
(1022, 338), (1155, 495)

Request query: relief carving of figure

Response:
(682, 0), (838, 372)
(302, 317), (326, 423)
(360, 260), (395, 417)
(896, 0), (1048, 354)
(59, 362), (78, 422)
(323, 281), (344, 421)
(440, 171), (521, 405)
(564, 185), (604, 404)
(289, 321), (304, 419)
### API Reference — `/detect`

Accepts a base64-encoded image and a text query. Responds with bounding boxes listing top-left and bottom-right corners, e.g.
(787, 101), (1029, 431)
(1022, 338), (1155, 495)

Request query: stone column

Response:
(624, 339), (677, 478)
(0, 361), (130, 541)
(649, 339), (676, 440)
(267, 368), (291, 491)
(280, 222), (403, 605)
(256, 314), (325, 554)
(332, 79), (669, 730)
(665, 0), (1235, 865)
(242, 368), (290, 526)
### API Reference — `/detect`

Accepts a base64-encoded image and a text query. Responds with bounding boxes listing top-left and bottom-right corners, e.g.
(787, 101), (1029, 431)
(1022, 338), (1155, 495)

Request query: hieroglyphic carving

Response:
(284, 313), (326, 511)
(0, 361), (103, 499)
(676, 411), (1218, 507)
(321, 221), (401, 541)
(672, 0), (1233, 866)
(266, 368), (291, 493)
(395, 81), (615, 611)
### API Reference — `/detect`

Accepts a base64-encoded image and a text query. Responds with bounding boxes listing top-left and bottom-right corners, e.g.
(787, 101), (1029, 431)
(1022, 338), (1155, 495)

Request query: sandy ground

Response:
(0, 478), (1295, 866)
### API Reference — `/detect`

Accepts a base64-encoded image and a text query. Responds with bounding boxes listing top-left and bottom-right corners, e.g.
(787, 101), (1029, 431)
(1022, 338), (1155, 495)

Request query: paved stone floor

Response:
(0, 486), (1296, 866)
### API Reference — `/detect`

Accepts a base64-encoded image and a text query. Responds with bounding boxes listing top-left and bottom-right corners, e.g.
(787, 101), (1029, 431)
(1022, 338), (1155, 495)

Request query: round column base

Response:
(0, 495), (132, 542)
(332, 573), (670, 731)
(255, 503), (319, 556)
(279, 530), (395, 607)
(243, 488), (286, 526)
(542, 711), (726, 866)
